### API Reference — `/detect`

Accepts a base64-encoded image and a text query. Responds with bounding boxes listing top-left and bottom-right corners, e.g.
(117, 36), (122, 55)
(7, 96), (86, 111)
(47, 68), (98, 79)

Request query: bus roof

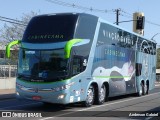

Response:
(27, 12), (156, 44)
(38, 12), (155, 44)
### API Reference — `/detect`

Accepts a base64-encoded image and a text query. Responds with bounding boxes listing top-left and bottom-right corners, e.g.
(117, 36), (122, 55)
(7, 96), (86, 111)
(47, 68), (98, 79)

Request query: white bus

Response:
(6, 13), (156, 107)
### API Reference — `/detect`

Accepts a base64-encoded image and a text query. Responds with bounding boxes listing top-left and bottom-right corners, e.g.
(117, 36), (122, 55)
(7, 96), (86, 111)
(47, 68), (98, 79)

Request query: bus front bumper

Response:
(16, 85), (72, 104)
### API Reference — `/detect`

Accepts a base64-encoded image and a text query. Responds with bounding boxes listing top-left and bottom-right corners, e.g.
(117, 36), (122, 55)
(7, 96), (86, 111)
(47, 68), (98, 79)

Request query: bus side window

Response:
(72, 56), (81, 75)
(136, 63), (142, 76)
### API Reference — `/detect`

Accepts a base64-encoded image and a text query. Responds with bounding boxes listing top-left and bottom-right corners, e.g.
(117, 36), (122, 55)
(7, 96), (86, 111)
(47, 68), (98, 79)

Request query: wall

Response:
(0, 78), (16, 89)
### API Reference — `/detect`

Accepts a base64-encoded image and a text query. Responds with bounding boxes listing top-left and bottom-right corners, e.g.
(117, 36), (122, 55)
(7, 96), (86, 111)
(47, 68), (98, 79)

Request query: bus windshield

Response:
(18, 48), (68, 81)
(22, 14), (78, 43)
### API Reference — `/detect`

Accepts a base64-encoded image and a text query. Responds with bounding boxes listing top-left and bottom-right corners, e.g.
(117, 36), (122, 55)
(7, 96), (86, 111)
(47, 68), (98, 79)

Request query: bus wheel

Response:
(146, 81), (149, 95)
(97, 84), (106, 105)
(137, 82), (145, 96)
(83, 85), (95, 107)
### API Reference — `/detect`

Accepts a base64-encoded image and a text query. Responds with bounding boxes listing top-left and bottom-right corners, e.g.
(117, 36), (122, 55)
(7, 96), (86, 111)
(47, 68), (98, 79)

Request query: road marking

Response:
(145, 117), (153, 120)
(39, 92), (160, 120)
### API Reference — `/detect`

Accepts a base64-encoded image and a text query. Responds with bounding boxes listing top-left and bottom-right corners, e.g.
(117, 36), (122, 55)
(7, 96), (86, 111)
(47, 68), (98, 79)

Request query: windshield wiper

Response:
(17, 74), (30, 81)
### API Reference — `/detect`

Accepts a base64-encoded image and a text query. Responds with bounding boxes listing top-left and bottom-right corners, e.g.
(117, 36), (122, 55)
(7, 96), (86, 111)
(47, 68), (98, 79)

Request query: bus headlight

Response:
(16, 92), (20, 96)
(58, 94), (65, 99)
(52, 82), (74, 92)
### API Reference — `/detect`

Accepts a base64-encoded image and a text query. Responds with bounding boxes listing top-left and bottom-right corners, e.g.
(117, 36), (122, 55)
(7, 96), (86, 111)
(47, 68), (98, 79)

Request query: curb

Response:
(0, 94), (16, 100)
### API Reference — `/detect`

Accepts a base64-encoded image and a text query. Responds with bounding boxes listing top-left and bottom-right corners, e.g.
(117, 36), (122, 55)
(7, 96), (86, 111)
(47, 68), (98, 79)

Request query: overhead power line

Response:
(0, 16), (27, 26)
(45, 0), (160, 28)
(45, 0), (113, 13)
(146, 20), (160, 27)
(0, 16), (25, 24)
(120, 9), (160, 27)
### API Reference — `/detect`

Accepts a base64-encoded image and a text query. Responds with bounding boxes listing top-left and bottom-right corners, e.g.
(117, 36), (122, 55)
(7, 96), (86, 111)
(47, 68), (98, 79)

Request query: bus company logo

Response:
(102, 30), (134, 45)
(2, 112), (11, 117)
(27, 34), (64, 40)
(34, 88), (38, 93)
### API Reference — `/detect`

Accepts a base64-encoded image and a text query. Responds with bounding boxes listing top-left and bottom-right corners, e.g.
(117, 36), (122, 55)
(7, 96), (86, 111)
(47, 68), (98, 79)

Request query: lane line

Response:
(145, 117), (153, 120)
(39, 92), (160, 120)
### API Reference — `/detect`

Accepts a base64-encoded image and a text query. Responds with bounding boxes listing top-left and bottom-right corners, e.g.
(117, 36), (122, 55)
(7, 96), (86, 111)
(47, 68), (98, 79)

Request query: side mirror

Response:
(64, 39), (90, 59)
(64, 39), (82, 59)
(6, 40), (21, 58)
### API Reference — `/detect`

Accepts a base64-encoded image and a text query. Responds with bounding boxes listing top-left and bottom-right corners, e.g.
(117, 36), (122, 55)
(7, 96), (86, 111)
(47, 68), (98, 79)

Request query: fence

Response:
(0, 65), (17, 78)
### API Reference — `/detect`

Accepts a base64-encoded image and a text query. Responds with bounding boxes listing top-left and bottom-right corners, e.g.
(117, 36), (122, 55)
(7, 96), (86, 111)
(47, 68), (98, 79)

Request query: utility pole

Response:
(116, 9), (121, 25)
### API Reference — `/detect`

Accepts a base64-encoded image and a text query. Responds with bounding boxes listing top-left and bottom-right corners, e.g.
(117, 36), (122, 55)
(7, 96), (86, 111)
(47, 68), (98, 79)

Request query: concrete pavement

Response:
(0, 89), (15, 100)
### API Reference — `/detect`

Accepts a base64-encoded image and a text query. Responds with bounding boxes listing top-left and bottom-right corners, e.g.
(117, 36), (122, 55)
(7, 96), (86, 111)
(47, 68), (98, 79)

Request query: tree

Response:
(0, 11), (39, 64)
(1, 11), (39, 44)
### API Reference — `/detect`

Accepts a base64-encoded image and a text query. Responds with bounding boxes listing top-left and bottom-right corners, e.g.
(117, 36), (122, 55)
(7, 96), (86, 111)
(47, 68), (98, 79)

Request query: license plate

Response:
(32, 96), (41, 100)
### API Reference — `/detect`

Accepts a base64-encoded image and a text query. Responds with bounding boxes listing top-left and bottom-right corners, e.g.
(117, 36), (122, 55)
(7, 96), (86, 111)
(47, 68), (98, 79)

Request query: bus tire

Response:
(97, 84), (106, 105)
(146, 81), (149, 95)
(137, 81), (145, 96)
(82, 85), (95, 107)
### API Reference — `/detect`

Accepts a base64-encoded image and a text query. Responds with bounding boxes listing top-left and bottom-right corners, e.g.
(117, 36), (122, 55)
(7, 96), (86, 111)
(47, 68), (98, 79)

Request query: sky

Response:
(0, 0), (160, 44)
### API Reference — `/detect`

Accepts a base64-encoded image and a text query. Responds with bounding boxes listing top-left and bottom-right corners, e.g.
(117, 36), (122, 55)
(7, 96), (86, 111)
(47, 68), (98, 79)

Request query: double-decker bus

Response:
(6, 13), (156, 107)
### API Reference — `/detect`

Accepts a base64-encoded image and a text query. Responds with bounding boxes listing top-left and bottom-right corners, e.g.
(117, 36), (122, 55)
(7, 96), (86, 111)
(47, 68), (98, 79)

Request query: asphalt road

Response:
(0, 87), (160, 120)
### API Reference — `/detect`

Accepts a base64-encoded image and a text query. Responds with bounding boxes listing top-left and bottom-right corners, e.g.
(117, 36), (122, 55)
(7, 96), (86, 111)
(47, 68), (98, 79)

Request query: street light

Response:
(151, 33), (160, 49)
(151, 33), (160, 41)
